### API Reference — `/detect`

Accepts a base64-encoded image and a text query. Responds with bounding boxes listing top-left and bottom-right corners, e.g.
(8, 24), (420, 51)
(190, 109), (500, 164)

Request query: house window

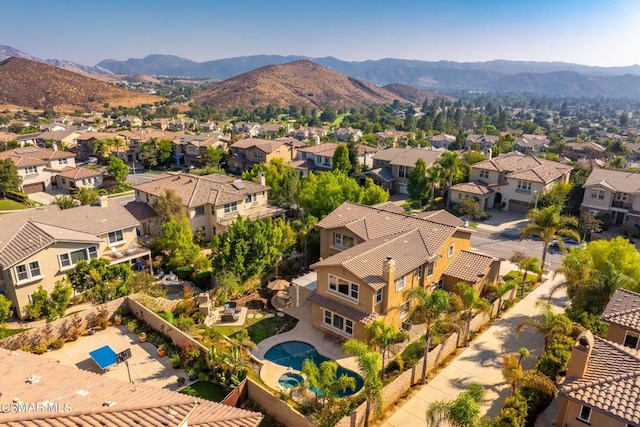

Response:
(375, 288), (383, 305)
(58, 158), (68, 165)
(395, 275), (406, 292)
(333, 233), (355, 249)
(590, 189), (605, 200)
(61, 178), (66, 184)
(616, 192), (629, 201)
(15, 261), (42, 283)
(245, 193), (257, 204)
(431, 278), (444, 292)
(400, 301), (410, 318)
(194, 205), (205, 216)
(323, 309), (354, 336)
(398, 165), (408, 178)
(108, 230), (124, 245)
(517, 181), (532, 191)
(25, 166), (37, 174)
(578, 405), (591, 423)
(623, 331), (639, 349)
(448, 244), (455, 258)
(426, 262), (434, 277)
(253, 152), (264, 160)
(223, 202), (238, 214)
(59, 246), (98, 269)
(328, 274), (359, 301)
(417, 265), (423, 279)
(479, 170), (489, 179)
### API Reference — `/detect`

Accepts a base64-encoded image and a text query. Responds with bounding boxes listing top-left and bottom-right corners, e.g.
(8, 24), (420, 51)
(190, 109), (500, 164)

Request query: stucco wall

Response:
(246, 378), (315, 427)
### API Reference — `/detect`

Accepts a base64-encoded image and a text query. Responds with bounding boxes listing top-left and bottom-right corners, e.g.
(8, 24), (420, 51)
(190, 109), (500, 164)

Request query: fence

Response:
(246, 378), (316, 427)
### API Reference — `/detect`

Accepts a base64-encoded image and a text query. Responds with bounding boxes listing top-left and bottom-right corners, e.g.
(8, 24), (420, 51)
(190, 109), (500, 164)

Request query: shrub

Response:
(32, 342), (48, 354)
(503, 300), (514, 311)
(175, 266), (195, 280)
(175, 315), (195, 332)
(536, 335), (573, 381)
(6, 190), (29, 204)
(521, 386), (553, 426)
(194, 271), (212, 289)
(50, 338), (65, 350)
(170, 352), (182, 368)
(493, 390), (528, 427)
(126, 319), (139, 333)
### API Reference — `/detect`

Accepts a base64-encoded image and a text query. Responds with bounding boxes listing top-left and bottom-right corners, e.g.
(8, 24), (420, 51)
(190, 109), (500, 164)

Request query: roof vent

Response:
(103, 400), (117, 407)
(26, 374), (41, 384)
(77, 389), (89, 396)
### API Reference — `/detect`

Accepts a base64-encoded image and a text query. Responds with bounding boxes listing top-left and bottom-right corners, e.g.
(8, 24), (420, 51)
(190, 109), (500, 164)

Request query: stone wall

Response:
(246, 378), (315, 427)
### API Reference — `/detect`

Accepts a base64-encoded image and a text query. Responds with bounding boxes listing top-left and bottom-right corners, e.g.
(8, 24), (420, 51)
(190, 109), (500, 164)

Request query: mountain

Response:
(0, 45), (41, 62)
(383, 83), (453, 103)
(0, 45), (111, 75)
(0, 57), (162, 111)
(193, 60), (408, 109)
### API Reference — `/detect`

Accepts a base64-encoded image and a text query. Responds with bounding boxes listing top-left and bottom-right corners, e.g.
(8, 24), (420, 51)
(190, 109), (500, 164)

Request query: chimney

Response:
(52, 142), (57, 151)
(99, 195), (108, 208)
(257, 171), (266, 186)
(486, 148), (492, 160)
(566, 330), (594, 379)
(382, 256), (396, 286)
(313, 135), (321, 145)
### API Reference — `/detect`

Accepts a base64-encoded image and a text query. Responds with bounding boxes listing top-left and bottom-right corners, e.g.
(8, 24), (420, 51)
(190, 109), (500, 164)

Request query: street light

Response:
(533, 190), (539, 209)
(218, 161), (226, 170)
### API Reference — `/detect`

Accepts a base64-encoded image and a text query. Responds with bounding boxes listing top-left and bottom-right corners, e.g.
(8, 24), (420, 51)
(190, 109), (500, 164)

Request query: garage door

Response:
(508, 199), (530, 213)
(398, 183), (408, 194)
(22, 182), (45, 194)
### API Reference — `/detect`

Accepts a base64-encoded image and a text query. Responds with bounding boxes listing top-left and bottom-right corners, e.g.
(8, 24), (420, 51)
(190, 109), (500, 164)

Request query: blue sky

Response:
(2, 0), (639, 67)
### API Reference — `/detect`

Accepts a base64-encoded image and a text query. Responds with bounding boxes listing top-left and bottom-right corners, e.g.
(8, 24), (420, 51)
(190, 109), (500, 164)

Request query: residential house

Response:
(228, 137), (301, 172)
(172, 133), (230, 168)
(427, 133), (456, 149)
(375, 130), (411, 145)
(55, 166), (104, 192)
(580, 168), (640, 226)
(364, 147), (443, 194)
(133, 172), (283, 239)
(117, 115), (143, 128)
(0, 146), (76, 194)
(555, 289), (640, 426)
(331, 127), (363, 142)
(0, 132), (17, 144)
(450, 152), (572, 212)
(512, 134), (549, 154)
(292, 126), (328, 141)
(291, 142), (377, 177)
(150, 117), (171, 130)
(465, 134), (498, 151)
(565, 140), (607, 160)
(627, 142), (640, 162)
(259, 123), (292, 139)
(40, 122), (67, 132)
(305, 202), (499, 341)
(0, 346), (263, 426)
(72, 132), (122, 161)
(0, 199), (151, 318)
(35, 130), (82, 149)
(233, 121), (261, 137)
(198, 121), (223, 132)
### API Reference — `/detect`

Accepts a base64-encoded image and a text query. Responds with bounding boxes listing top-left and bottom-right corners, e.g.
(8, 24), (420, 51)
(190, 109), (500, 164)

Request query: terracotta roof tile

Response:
(450, 181), (495, 196)
(307, 291), (377, 324)
(416, 210), (465, 227)
(56, 166), (102, 180)
(602, 288), (640, 334)
(443, 250), (495, 283)
(371, 147), (442, 167)
(583, 168), (640, 194)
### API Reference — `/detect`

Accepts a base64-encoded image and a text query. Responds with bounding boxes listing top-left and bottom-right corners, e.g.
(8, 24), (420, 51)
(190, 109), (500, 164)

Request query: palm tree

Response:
(437, 151), (464, 209)
(520, 206), (579, 281)
(404, 288), (457, 384)
(365, 319), (400, 380)
(454, 282), (492, 347)
(501, 353), (557, 396)
(92, 139), (112, 159)
(426, 164), (443, 206)
(343, 339), (383, 427)
(484, 280), (515, 316)
(108, 137), (127, 157)
(516, 301), (572, 352)
(509, 251), (542, 297)
(426, 382), (485, 427)
(302, 359), (356, 406)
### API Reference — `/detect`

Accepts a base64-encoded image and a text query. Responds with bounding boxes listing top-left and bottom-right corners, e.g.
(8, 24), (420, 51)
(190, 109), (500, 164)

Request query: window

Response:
(617, 192), (629, 201)
(479, 170), (489, 179)
(108, 230), (124, 245)
(417, 265), (423, 279)
(395, 275), (406, 291)
(333, 233), (355, 249)
(58, 158), (68, 165)
(448, 244), (455, 258)
(328, 274), (359, 301)
(426, 262), (434, 277)
(223, 202), (238, 214)
(323, 309), (354, 336)
(61, 178), (66, 184)
(253, 152), (264, 160)
(59, 246), (98, 269)
(194, 205), (205, 216)
(578, 405), (591, 422)
(623, 331), (639, 349)
(590, 189), (605, 200)
(14, 261), (42, 283)
(25, 166), (37, 174)
(375, 288), (383, 305)
(245, 193), (257, 204)
(431, 278), (444, 292)
(517, 181), (531, 191)
(400, 301), (410, 318)
(398, 165), (408, 178)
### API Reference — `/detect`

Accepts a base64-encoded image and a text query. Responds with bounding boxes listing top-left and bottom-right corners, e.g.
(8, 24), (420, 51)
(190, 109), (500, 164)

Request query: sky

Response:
(2, 0), (639, 67)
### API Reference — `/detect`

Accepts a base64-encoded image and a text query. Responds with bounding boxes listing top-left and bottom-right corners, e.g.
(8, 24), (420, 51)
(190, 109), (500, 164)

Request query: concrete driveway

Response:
(29, 189), (66, 205)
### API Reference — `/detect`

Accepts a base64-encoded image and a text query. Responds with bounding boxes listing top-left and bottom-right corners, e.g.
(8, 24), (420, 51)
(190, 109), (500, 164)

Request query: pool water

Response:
(278, 373), (304, 388)
(264, 341), (363, 396)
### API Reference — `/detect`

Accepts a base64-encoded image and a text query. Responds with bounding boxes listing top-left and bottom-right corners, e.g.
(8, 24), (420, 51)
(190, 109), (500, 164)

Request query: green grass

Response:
(0, 198), (29, 210)
(468, 221), (479, 227)
(503, 270), (538, 283)
(179, 380), (227, 402)
(332, 113), (350, 127)
(0, 328), (24, 339)
(216, 311), (298, 344)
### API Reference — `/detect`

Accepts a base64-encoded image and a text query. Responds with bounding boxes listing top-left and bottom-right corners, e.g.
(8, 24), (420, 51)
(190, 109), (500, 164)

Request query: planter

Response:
(402, 319), (412, 332)
(139, 333), (147, 343)
(158, 348), (166, 357)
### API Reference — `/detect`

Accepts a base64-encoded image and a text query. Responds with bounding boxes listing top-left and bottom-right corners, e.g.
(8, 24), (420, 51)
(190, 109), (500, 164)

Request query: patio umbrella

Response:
(267, 279), (290, 291)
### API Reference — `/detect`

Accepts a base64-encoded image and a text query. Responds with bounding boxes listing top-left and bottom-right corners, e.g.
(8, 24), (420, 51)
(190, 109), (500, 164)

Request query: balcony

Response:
(515, 188), (532, 194)
(612, 200), (633, 209)
(217, 204), (285, 227)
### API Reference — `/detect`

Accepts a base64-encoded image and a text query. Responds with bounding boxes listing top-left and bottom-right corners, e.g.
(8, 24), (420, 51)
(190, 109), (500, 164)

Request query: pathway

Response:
(382, 272), (568, 426)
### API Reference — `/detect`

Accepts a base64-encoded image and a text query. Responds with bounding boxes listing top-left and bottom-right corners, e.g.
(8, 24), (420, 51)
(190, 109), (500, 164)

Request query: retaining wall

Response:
(246, 378), (315, 427)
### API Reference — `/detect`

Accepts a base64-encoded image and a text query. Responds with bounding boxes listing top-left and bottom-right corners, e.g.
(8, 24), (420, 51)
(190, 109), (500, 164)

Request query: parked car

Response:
(550, 238), (584, 251)
(84, 157), (98, 165)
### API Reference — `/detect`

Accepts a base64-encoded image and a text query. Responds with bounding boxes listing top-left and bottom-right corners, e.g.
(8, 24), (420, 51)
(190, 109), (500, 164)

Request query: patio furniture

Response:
(224, 301), (241, 313)
(221, 310), (239, 322)
(276, 291), (291, 308)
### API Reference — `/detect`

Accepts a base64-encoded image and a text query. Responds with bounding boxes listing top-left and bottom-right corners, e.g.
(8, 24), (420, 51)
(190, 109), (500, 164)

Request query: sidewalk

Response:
(381, 272), (568, 426)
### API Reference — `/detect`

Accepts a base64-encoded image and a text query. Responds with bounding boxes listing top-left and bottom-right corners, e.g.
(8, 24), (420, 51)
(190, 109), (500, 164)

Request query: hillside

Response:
(193, 60), (408, 109)
(383, 83), (454, 103)
(0, 57), (162, 111)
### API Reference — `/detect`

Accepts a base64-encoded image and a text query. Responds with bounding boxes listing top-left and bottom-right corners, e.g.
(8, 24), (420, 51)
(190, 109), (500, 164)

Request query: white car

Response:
(550, 238), (584, 250)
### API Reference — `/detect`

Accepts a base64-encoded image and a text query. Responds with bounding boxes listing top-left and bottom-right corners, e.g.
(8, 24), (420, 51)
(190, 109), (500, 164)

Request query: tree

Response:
(50, 281), (72, 319)
(458, 198), (482, 219)
(578, 211), (602, 241)
(509, 251), (541, 297)
(106, 155), (129, 182)
(516, 302), (573, 352)
(73, 187), (100, 206)
(151, 189), (184, 222)
(156, 216), (207, 271)
(92, 139), (113, 159)
(536, 182), (572, 212)
(454, 282), (492, 346)
(485, 280), (516, 316)
(343, 339), (383, 427)
(426, 165), (442, 205)
(199, 147), (225, 168)
(425, 383), (485, 427)
(52, 195), (78, 210)
(301, 359), (356, 405)
(404, 288), (456, 384)
(438, 151), (465, 209)
(407, 158), (428, 206)
(519, 206), (579, 281)
(362, 177), (389, 205)
(0, 158), (21, 197)
(242, 159), (300, 208)
(24, 282), (71, 321)
(332, 144), (352, 175)
(365, 319), (400, 380)
(0, 294), (13, 325)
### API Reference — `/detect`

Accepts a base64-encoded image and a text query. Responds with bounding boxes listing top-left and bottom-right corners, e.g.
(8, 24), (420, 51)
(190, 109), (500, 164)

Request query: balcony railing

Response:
(612, 200), (633, 209)
(515, 188), (532, 194)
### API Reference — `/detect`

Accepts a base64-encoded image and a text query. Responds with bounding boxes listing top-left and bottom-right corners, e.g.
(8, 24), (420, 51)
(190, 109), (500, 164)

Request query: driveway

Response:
(382, 272), (568, 426)
(29, 189), (66, 205)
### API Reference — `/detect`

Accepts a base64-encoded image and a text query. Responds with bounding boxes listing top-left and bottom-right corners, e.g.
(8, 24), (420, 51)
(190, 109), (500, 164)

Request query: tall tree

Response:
(509, 251), (541, 297)
(74, 187), (100, 206)
(0, 158), (21, 197)
(332, 143), (352, 175)
(106, 155), (129, 183)
(453, 282), (492, 346)
(200, 147), (225, 168)
(520, 206), (579, 281)
(343, 339), (384, 427)
(426, 164), (442, 205)
(362, 177), (389, 205)
(92, 139), (113, 159)
(301, 359), (355, 406)
(407, 158), (428, 206)
(437, 151), (464, 209)
(425, 383), (485, 427)
(516, 302), (573, 352)
(365, 319), (400, 380)
(151, 189), (184, 222)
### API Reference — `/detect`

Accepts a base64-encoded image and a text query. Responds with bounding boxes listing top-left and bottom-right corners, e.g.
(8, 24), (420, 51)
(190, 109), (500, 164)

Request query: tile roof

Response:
(513, 134), (549, 148)
(0, 348), (262, 427)
(364, 167), (396, 182)
(371, 147), (443, 167)
(561, 336), (640, 425)
(75, 132), (122, 141)
(134, 173), (269, 208)
(231, 137), (289, 153)
(472, 153), (572, 184)
(56, 166), (102, 180)
(416, 210), (466, 227)
(450, 181), (494, 196)
(583, 168), (640, 194)
(124, 201), (158, 221)
(307, 291), (377, 324)
(565, 141), (606, 152)
(298, 142), (339, 156)
(373, 202), (406, 214)
(0, 146), (75, 166)
(602, 288), (640, 334)
(443, 250), (495, 283)
(173, 133), (226, 147)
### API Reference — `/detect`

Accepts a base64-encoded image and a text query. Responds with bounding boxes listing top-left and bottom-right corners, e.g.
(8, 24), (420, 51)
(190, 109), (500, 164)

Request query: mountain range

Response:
(0, 45), (111, 75)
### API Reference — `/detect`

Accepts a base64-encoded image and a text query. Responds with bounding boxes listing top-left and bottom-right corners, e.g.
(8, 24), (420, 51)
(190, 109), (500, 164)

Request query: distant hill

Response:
(0, 45), (111, 75)
(193, 60), (408, 109)
(0, 57), (162, 111)
(383, 83), (454, 103)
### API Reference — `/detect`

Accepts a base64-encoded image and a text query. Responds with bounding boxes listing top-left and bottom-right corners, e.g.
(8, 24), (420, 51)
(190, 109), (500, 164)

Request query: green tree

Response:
(151, 189), (185, 222)
(462, 150), (486, 165)
(509, 251), (541, 297)
(458, 198), (482, 219)
(25, 286), (50, 321)
(454, 282), (492, 346)
(536, 182), (572, 212)
(301, 359), (356, 405)
(343, 339), (384, 427)
(52, 195), (78, 210)
(437, 151), (465, 209)
(516, 302), (573, 352)
(92, 139), (113, 159)
(0, 294), (13, 324)
(426, 383), (485, 427)
(50, 281), (72, 319)
(298, 171), (367, 218)
(332, 144), (352, 175)
(408, 158), (428, 206)
(0, 158), (21, 197)
(73, 187), (100, 206)
(242, 159), (299, 208)
(484, 280), (516, 316)
(578, 211), (602, 241)
(362, 177), (389, 205)
(199, 147), (225, 168)
(156, 216), (208, 271)
(365, 319), (400, 380)
(519, 206), (579, 281)
(106, 155), (129, 182)
(426, 164), (442, 205)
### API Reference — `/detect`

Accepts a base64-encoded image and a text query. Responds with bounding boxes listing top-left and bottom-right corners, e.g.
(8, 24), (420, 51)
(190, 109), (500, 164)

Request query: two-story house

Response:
(581, 168), (640, 226)
(364, 147), (443, 194)
(117, 115), (143, 128)
(465, 134), (498, 151)
(55, 166), (104, 192)
(233, 121), (261, 137)
(564, 140), (607, 160)
(133, 172), (284, 239)
(303, 202), (499, 341)
(228, 137), (302, 172)
(555, 289), (640, 427)
(450, 152), (573, 213)
(291, 142), (378, 177)
(292, 126), (328, 141)
(626, 142), (640, 163)
(72, 132), (122, 161)
(427, 133), (456, 149)
(512, 134), (549, 154)
(0, 146), (77, 194)
(331, 127), (363, 142)
(172, 133), (230, 168)
(0, 198), (150, 318)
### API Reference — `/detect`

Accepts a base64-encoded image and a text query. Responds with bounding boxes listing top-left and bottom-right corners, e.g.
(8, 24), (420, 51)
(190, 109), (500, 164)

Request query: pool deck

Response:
(253, 300), (360, 393)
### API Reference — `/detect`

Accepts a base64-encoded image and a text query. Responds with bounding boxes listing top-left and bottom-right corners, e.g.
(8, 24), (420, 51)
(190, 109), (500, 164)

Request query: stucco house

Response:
(427, 133), (456, 149)
(233, 121), (261, 137)
(450, 152), (573, 213)
(364, 147), (443, 194)
(0, 199), (150, 318)
(0, 146), (77, 194)
(172, 133), (230, 168)
(291, 142), (377, 177)
(580, 168), (640, 227)
(331, 127), (363, 142)
(55, 166), (104, 192)
(304, 202), (499, 341)
(228, 137), (303, 172)
(513, 134), (549, 154)
(465, 134), (498, 151)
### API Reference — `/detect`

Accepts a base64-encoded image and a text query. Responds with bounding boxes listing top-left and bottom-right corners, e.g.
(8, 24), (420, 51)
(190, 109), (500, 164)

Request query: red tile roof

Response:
(602, 288), (640, 334)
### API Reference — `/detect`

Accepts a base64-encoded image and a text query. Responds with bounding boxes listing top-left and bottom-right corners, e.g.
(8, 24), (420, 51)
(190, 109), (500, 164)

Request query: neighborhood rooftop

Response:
(582, 168), (640, 193)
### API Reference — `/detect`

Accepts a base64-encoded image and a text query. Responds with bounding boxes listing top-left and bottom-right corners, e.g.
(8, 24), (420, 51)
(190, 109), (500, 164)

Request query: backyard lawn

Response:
(0, 328), (24, 339)
(215, 311), (298, 344)
(0, 198), (29, 210)
(179, 380), (227, 402)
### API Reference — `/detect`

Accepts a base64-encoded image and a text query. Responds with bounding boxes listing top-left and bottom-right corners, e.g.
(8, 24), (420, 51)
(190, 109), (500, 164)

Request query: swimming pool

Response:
(278, 373), (304, 389)
(264, 341), (363, 396)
